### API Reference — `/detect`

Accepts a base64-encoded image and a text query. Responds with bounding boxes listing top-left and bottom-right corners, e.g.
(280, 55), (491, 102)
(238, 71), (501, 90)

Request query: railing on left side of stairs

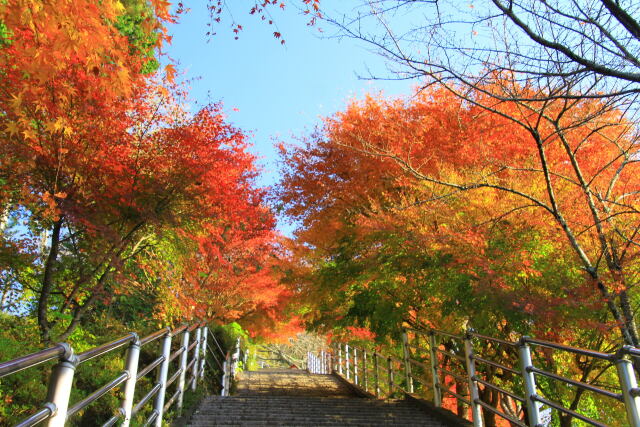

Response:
(0, 323), (238, 427)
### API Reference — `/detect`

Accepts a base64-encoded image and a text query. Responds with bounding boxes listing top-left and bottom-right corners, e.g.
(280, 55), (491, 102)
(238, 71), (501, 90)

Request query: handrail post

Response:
(363, 351), (368, 392)
(388, 357), (394, 396)
(338, 345), (343, 375)
(199, 326), (208, 379)
(177, 328), (190, 413)
(153, 331), (172, 427)
(374, 352), (380, 397)
(221, 356), (229, 396)
(231, 337), (240, 379)
(121, 334), (141, 427)
(45, 344), (76, 427)
(464, 332), (483, 427)
(616, 348), (640, 427)
(354, 347), (359, 385)
(402, 330), (414, 393)
(191, 327), (202, 391)
(345, 344), (350, 380)
(429, 332), (442, 407)
(518, 338), (541, 427)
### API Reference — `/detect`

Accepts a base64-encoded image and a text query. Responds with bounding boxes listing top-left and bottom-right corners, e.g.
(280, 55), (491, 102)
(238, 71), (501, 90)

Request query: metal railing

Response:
(307, 350), (331, 374)
(330, 328), (640, 427)
(0, 323), (240, 426)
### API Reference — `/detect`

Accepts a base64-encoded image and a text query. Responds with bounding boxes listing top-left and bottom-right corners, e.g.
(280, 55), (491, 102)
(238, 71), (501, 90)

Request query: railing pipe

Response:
(429, 332), (442, 407)
(177, 328), (190, 413)
(0, 345), (67, 378)
(44, 343), (76, 427)
(231, 337), (241, 379)
(120, 334), (141, 427)
(354, 347), (359, 385)
(199, 326), (208, 379)
(464, 332), (483, 427)
(616, 350), (640, 427)
(374, 352), (380, 397)
(338, 346), (343, 375)
(345, 344), (350, 380)
(153, 332), (172, 427)
(518, 338), (541, 427)
(402, 330), (414, 393)
(363, 351), (368, 392)
(388, 357), (394, 396)
(76, 335), (134, 364)
(191, 327), (202, 392)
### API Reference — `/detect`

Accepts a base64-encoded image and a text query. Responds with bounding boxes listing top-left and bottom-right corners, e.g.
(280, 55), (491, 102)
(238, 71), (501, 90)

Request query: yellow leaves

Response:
(22, 127), (36, 141)
(5, 122), (19, 137)
(10, 93), (23, 110)
(113, 0), (125, 15)
(45, 118), (72, 135)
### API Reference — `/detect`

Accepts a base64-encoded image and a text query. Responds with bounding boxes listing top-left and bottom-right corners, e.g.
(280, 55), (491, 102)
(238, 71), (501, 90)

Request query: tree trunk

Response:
(38, 218), (63, 345)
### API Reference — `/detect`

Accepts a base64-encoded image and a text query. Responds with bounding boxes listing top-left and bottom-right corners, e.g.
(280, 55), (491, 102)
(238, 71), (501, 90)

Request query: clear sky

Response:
(164, 1), (415, 232)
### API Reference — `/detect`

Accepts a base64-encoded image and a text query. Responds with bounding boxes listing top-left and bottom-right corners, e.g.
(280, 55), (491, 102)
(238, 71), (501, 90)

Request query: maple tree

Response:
(202, 0), (321, 42)
(0, 0), (293, 345)
(278, 86), (635, 425)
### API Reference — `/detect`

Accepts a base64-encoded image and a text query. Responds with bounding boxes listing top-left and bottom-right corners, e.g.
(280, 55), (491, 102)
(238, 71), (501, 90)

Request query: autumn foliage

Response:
(0, 0), (291, 345)
(278, 86), (637, 424)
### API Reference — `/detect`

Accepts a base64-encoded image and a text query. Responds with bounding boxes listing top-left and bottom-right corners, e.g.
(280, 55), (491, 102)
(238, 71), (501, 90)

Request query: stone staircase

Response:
(187, 369), (459, 426)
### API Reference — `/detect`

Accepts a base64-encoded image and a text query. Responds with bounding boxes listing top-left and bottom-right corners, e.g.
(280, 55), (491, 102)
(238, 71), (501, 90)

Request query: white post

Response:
(191, 327), (202, 391)
(402, 330), (414, 393)
(464, 333), (483, 427)
(354, 347), (359, 385)
(519, 338), (541, 427)
(374, 352), (380, 397)
(429, 332), (442, 407)
(177, 329), (190, 412)
(199, 326), (208, 379)
(617, 350), (640, 427)
(363, 351), (368, 391)
(345, 344), (350, 380)
(45, 344), (76, 427)
(154, 332), (172, 427)
(121, 335), (141, 427)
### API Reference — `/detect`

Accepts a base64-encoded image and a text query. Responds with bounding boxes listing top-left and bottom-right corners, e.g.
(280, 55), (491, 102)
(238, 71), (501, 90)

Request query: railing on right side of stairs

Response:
(0, 323), (241, 427)
(307, 328), (640, 427)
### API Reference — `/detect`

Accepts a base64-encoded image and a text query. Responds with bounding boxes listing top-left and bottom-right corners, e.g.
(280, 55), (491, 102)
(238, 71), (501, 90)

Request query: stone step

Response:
(187, 370), (454, 426)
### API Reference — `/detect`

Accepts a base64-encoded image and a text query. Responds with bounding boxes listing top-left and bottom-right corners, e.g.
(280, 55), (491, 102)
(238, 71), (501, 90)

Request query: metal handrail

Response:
(76, 334), (137, 364)
(476, 399), (526, 427)
(0, 345), (68, 378)
(132, 383), (162, 415)
(473, 376), (525, 403)
(534, 395), (608, 427)
(140, 329), (169, 346)
(333, 326), (640, 427)
(137, 356), (165, 381)
(524, 337), (614, 360)
(67, 372), (130, 417)
(14, 405), (54, 427)
(472, 354), (519, 375)
(1, 323), (231, 427)
(529, 366), (623, 401)
(470, 332), (518, 347)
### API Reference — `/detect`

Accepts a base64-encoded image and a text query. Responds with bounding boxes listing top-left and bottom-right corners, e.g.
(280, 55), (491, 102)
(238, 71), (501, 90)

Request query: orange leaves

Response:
(164, 63), (176, 83)
(278, 84), (633, 342)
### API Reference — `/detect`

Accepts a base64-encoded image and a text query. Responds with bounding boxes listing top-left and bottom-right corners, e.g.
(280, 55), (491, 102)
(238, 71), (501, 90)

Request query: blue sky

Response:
(165, 2), (414, 187)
